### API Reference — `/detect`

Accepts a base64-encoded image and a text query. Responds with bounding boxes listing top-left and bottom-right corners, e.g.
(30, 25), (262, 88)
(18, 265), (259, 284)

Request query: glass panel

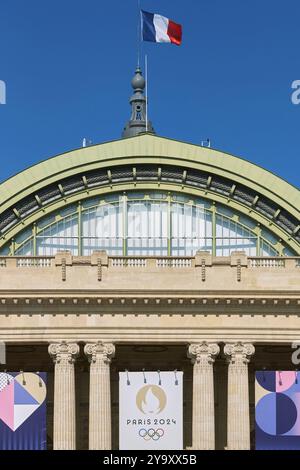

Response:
(38, 214), (56, 229)
(216, 215), (257, 256)
(238, 214), (257, 230)
(59, 204), (77, 217)
(283, 246), (296, 256)
(82, 203), (123, 255)
(127, 201), (168, 255)
(216, 204), (234, 218)
(15, 239), (34, 256)
(104, 194), (121, 203)
(260, 239), (278, 256)
(171, 203), (213, 256)
(0, 245), (10, 256)
(261, 228), (278, 246)
(81, 197), (100, 209)
(127, 192), (145, 200)
(9, 193), (288, 258)
(37, 214), (78, 255)
(149, 192), (167, 200)
(15, 228), (32, 244)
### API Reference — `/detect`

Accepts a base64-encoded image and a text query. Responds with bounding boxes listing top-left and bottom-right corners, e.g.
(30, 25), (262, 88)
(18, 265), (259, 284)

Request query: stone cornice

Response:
(0, 295), (299, 316)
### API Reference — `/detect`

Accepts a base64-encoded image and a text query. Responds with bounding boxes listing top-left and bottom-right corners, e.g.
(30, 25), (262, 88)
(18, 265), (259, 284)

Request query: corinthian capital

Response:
(224, 342), (255, 365)
(188, 342), (220, 365)
(84, 342), (115, 364)
(48, 341), (80, 364)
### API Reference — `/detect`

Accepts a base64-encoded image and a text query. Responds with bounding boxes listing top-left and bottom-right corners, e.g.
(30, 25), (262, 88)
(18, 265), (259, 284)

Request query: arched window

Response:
(4, 192), (288, 257)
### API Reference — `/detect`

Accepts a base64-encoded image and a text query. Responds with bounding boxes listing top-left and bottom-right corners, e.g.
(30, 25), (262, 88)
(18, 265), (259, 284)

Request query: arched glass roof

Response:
(4, 191), (285, 257)
(0, 134), (299, 257)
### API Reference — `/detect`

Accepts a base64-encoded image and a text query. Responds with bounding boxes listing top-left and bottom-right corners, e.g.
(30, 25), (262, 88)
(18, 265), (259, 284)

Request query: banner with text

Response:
(0, 372), (47, 450)
(255, 371), (300, 450)
(119, 371), (183, 450)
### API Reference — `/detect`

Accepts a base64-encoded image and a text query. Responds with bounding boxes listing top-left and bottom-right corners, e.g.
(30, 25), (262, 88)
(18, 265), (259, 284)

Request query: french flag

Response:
(142, 10), (182, 46)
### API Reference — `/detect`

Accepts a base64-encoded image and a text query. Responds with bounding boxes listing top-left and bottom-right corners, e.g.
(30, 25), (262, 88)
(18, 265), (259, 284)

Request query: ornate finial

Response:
(122, 67), (155, 138)
(131, 67), (145, 91)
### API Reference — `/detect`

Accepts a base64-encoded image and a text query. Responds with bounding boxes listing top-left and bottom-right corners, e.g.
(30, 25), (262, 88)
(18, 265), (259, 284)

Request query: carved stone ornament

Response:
(188, 342), (220, 365)
(48, 341), (80, 364)
(84, 342), (115, 364)
(224, 342), (255, 365)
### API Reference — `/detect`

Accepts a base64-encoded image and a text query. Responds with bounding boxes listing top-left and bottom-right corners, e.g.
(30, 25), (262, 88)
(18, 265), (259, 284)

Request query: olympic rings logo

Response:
(139, 428), (164, 441)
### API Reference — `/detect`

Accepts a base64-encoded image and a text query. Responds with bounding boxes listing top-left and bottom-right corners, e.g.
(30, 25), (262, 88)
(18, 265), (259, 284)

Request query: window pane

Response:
(82, 203), (123, 255)
(37, 214), (78, 255)
(171, 203), (212, 256)
(216, 214), (257, 256)
(10, 193), (287, 258)
(127, 201), (168, 255)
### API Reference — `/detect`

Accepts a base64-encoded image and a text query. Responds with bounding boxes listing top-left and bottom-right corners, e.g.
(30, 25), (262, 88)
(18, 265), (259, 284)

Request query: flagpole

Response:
(137, 0), (141, 67)
(145, 54), (148, 132)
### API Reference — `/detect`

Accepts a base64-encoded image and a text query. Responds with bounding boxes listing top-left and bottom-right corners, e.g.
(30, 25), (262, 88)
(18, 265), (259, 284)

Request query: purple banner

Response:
(256, 371), (300, 450)
(0, 372), (47, 450)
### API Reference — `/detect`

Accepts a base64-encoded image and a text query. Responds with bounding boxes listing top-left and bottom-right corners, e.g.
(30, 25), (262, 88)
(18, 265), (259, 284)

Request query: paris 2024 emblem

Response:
(136, 385), (167, 415)
(136, 385), (167, 441)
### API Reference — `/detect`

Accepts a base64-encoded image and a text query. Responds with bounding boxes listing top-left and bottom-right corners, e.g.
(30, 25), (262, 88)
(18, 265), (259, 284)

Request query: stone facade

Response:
(0, 251), (299, 449)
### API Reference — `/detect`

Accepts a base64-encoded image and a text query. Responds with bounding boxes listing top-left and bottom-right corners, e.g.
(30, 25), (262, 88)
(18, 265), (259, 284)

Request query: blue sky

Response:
(0, 0), (300, 189)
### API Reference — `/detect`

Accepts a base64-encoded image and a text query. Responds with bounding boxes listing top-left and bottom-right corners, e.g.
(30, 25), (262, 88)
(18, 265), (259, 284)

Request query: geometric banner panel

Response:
(255, 371), (300, 449)
(0, 372), (47, 450)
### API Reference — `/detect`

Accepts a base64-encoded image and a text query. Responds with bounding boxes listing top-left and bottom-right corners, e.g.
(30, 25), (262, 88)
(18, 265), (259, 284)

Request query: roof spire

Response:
(122, 66), (155, 138)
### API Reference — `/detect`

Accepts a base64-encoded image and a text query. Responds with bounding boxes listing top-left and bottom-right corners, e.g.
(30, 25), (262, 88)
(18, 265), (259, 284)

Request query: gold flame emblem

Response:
(136, 385), (167, 414)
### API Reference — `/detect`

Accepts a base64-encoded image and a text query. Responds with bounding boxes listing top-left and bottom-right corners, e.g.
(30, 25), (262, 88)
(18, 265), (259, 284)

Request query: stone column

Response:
(84, 342), (115, 450)
(48, 341), (80, 450)
(188, 342), (220, 450)
(224, 342), (255, 450)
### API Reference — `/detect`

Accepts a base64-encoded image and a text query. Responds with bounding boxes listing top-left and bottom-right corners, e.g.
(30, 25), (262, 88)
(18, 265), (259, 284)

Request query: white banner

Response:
(119, 371), (183, 450)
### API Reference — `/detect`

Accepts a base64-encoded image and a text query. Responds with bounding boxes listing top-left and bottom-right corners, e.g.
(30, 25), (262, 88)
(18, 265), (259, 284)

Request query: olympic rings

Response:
(139, 429), (152, 441)
(139, 428), (165, 441)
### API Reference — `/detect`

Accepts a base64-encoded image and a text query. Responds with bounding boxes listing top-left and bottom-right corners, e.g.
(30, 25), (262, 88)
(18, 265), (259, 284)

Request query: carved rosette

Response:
(48, 341), (80, 364)
(84, 342), (115, 364)
(188, 342), (220, 366)
(224, 342), (255, 365)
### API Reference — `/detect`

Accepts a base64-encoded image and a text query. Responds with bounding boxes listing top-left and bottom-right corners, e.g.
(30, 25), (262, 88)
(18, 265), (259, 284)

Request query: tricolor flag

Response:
(141, 10), (182, 46)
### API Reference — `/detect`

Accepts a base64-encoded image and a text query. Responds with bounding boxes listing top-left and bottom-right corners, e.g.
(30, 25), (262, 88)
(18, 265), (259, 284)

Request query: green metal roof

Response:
(0, 134), (299, 217)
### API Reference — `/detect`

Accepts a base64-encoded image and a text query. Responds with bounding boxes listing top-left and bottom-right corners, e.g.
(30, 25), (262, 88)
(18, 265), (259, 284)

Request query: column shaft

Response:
(85, 342), (115, 450)
(224, 342), (255, 450)
(188, 342), (220, 450)
(49, 342), (79, 450)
